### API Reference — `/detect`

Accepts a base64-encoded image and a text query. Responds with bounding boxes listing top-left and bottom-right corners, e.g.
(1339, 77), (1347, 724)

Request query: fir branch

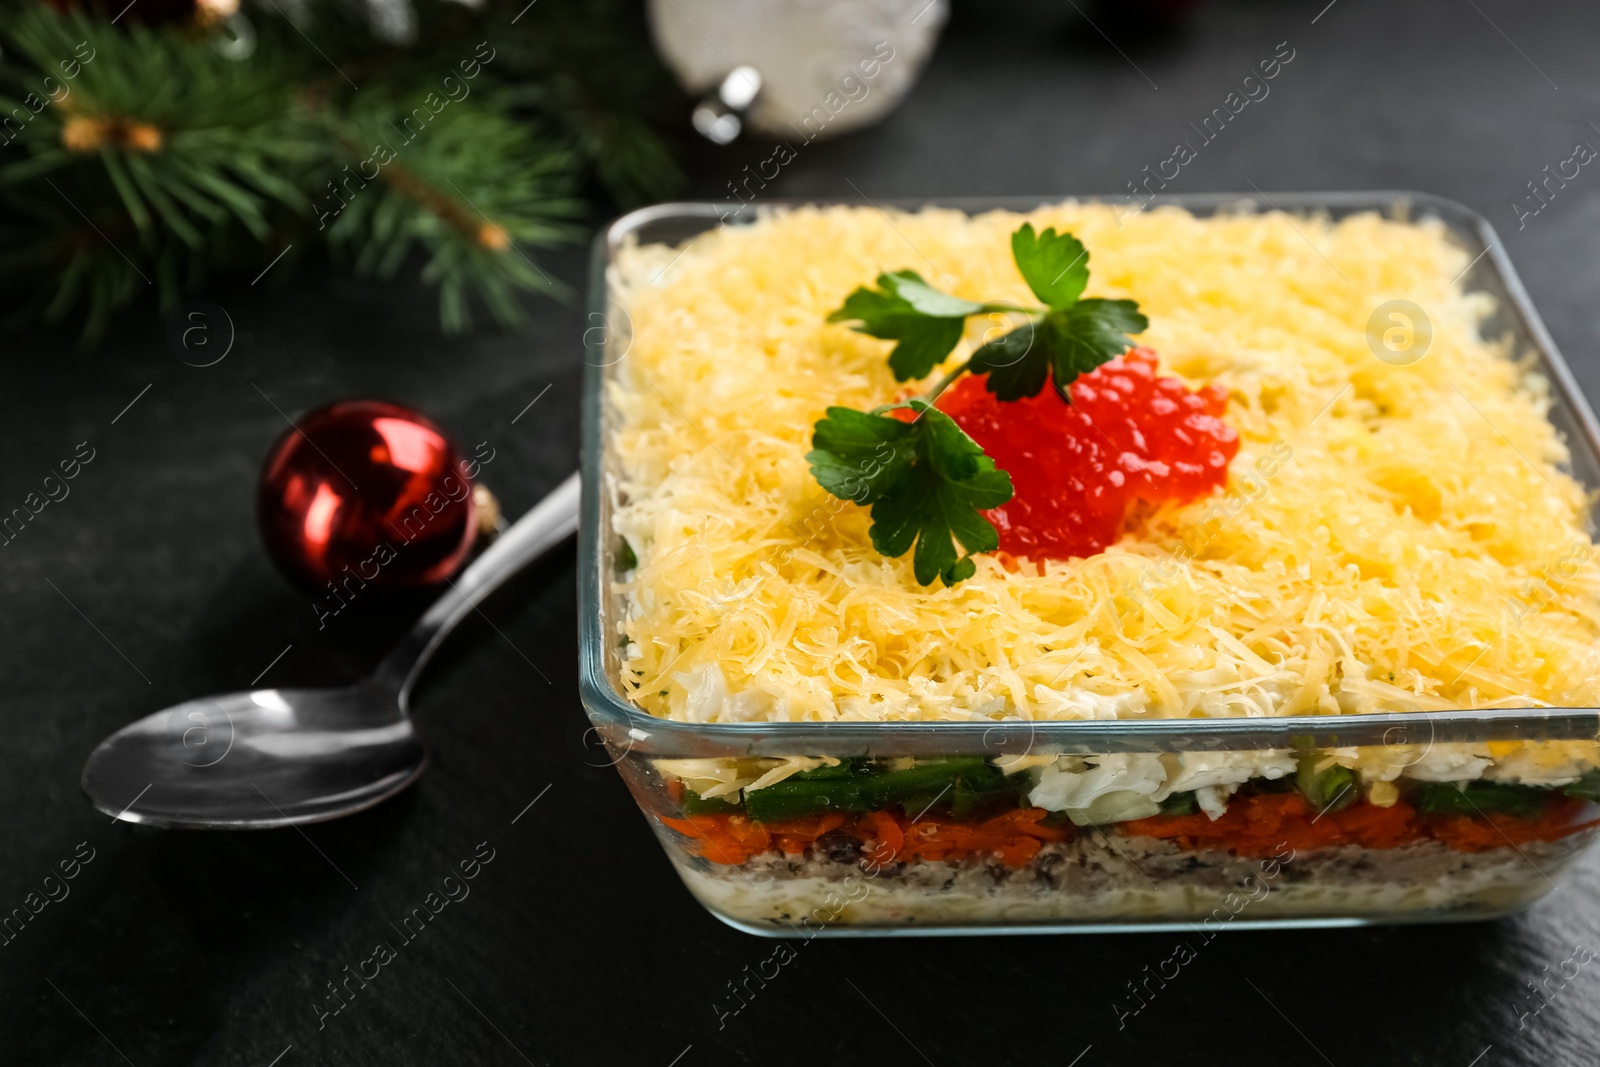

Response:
(0, 0), (685, 346)
(0, 8), (320, 338)
(485, 0), (684, 206)
(324, 86), (583, 330)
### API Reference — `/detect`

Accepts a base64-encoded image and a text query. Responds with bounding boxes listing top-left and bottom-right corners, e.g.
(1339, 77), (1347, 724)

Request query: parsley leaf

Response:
(1011, 223), (1089, 308)
(962, 225), (1146, 401)
(969, 299), (1149, 401)
(1049, 298), (1150, 383)
(805, 405), (913, 504)
(807, 401), (1013, 586)
(828, 270), (1004, 382)
(966, 318), (1047, 401)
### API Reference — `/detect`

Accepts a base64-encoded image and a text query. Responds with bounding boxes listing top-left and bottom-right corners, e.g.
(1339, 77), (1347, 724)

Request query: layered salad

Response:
(604, 201), (1600, 929)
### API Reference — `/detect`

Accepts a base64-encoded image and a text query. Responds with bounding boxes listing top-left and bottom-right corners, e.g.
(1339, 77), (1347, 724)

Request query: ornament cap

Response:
(472, 484), (503, 540)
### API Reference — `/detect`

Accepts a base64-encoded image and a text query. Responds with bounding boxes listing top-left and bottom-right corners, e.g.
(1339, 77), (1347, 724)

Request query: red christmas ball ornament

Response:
(257, 400), (481, 595)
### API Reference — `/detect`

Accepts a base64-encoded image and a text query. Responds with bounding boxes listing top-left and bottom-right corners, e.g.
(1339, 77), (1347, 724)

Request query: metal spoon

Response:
(81, 473), (581, 829)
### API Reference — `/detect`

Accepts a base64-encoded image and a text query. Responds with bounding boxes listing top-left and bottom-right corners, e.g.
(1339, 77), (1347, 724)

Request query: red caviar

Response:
(936, 346), (1238, 561)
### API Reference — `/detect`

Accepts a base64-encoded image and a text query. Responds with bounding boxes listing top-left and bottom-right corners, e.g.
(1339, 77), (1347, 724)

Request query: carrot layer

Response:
(662, 793), (1600, 866)
(662, 807), (1068, 868)
(1121, 793), (1415, 856)
(1112, 792), (1595, 855)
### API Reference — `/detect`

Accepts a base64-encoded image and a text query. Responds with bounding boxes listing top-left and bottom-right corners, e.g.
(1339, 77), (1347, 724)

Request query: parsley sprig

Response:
(826, 270), (1020, 382)
(807, 223), (1147, 586)
(810, 399), (1013, 585)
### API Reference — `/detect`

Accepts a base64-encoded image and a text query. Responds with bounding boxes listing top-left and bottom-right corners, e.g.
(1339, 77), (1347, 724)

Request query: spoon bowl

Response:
(81, 473), (580, 829)
(82, 684), (427, 828)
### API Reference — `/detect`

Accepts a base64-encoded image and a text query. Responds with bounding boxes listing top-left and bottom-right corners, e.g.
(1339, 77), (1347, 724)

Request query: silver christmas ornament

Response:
(647, 0), (947, 143)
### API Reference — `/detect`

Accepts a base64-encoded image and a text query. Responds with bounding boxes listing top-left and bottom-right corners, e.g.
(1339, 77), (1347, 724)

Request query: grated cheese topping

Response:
(606, 203), (1600, 778)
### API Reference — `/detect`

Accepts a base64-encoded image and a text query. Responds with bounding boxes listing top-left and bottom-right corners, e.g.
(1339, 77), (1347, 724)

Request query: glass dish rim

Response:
(577, 190), (1600, 756)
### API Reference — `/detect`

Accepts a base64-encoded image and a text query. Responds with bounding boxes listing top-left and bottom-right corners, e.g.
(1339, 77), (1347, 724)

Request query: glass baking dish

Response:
(577, 193), (1600, 937)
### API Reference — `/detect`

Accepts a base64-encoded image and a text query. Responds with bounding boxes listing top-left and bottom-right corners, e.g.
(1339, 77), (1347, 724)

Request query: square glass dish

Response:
(577, 193), (1600, 937)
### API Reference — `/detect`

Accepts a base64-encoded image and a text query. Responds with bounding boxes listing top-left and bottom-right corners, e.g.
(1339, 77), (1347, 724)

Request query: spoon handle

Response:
(373, 472), (581, 700)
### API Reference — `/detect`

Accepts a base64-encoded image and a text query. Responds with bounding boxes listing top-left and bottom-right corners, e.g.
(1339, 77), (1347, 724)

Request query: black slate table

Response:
(6, 0), (1600, 1063)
